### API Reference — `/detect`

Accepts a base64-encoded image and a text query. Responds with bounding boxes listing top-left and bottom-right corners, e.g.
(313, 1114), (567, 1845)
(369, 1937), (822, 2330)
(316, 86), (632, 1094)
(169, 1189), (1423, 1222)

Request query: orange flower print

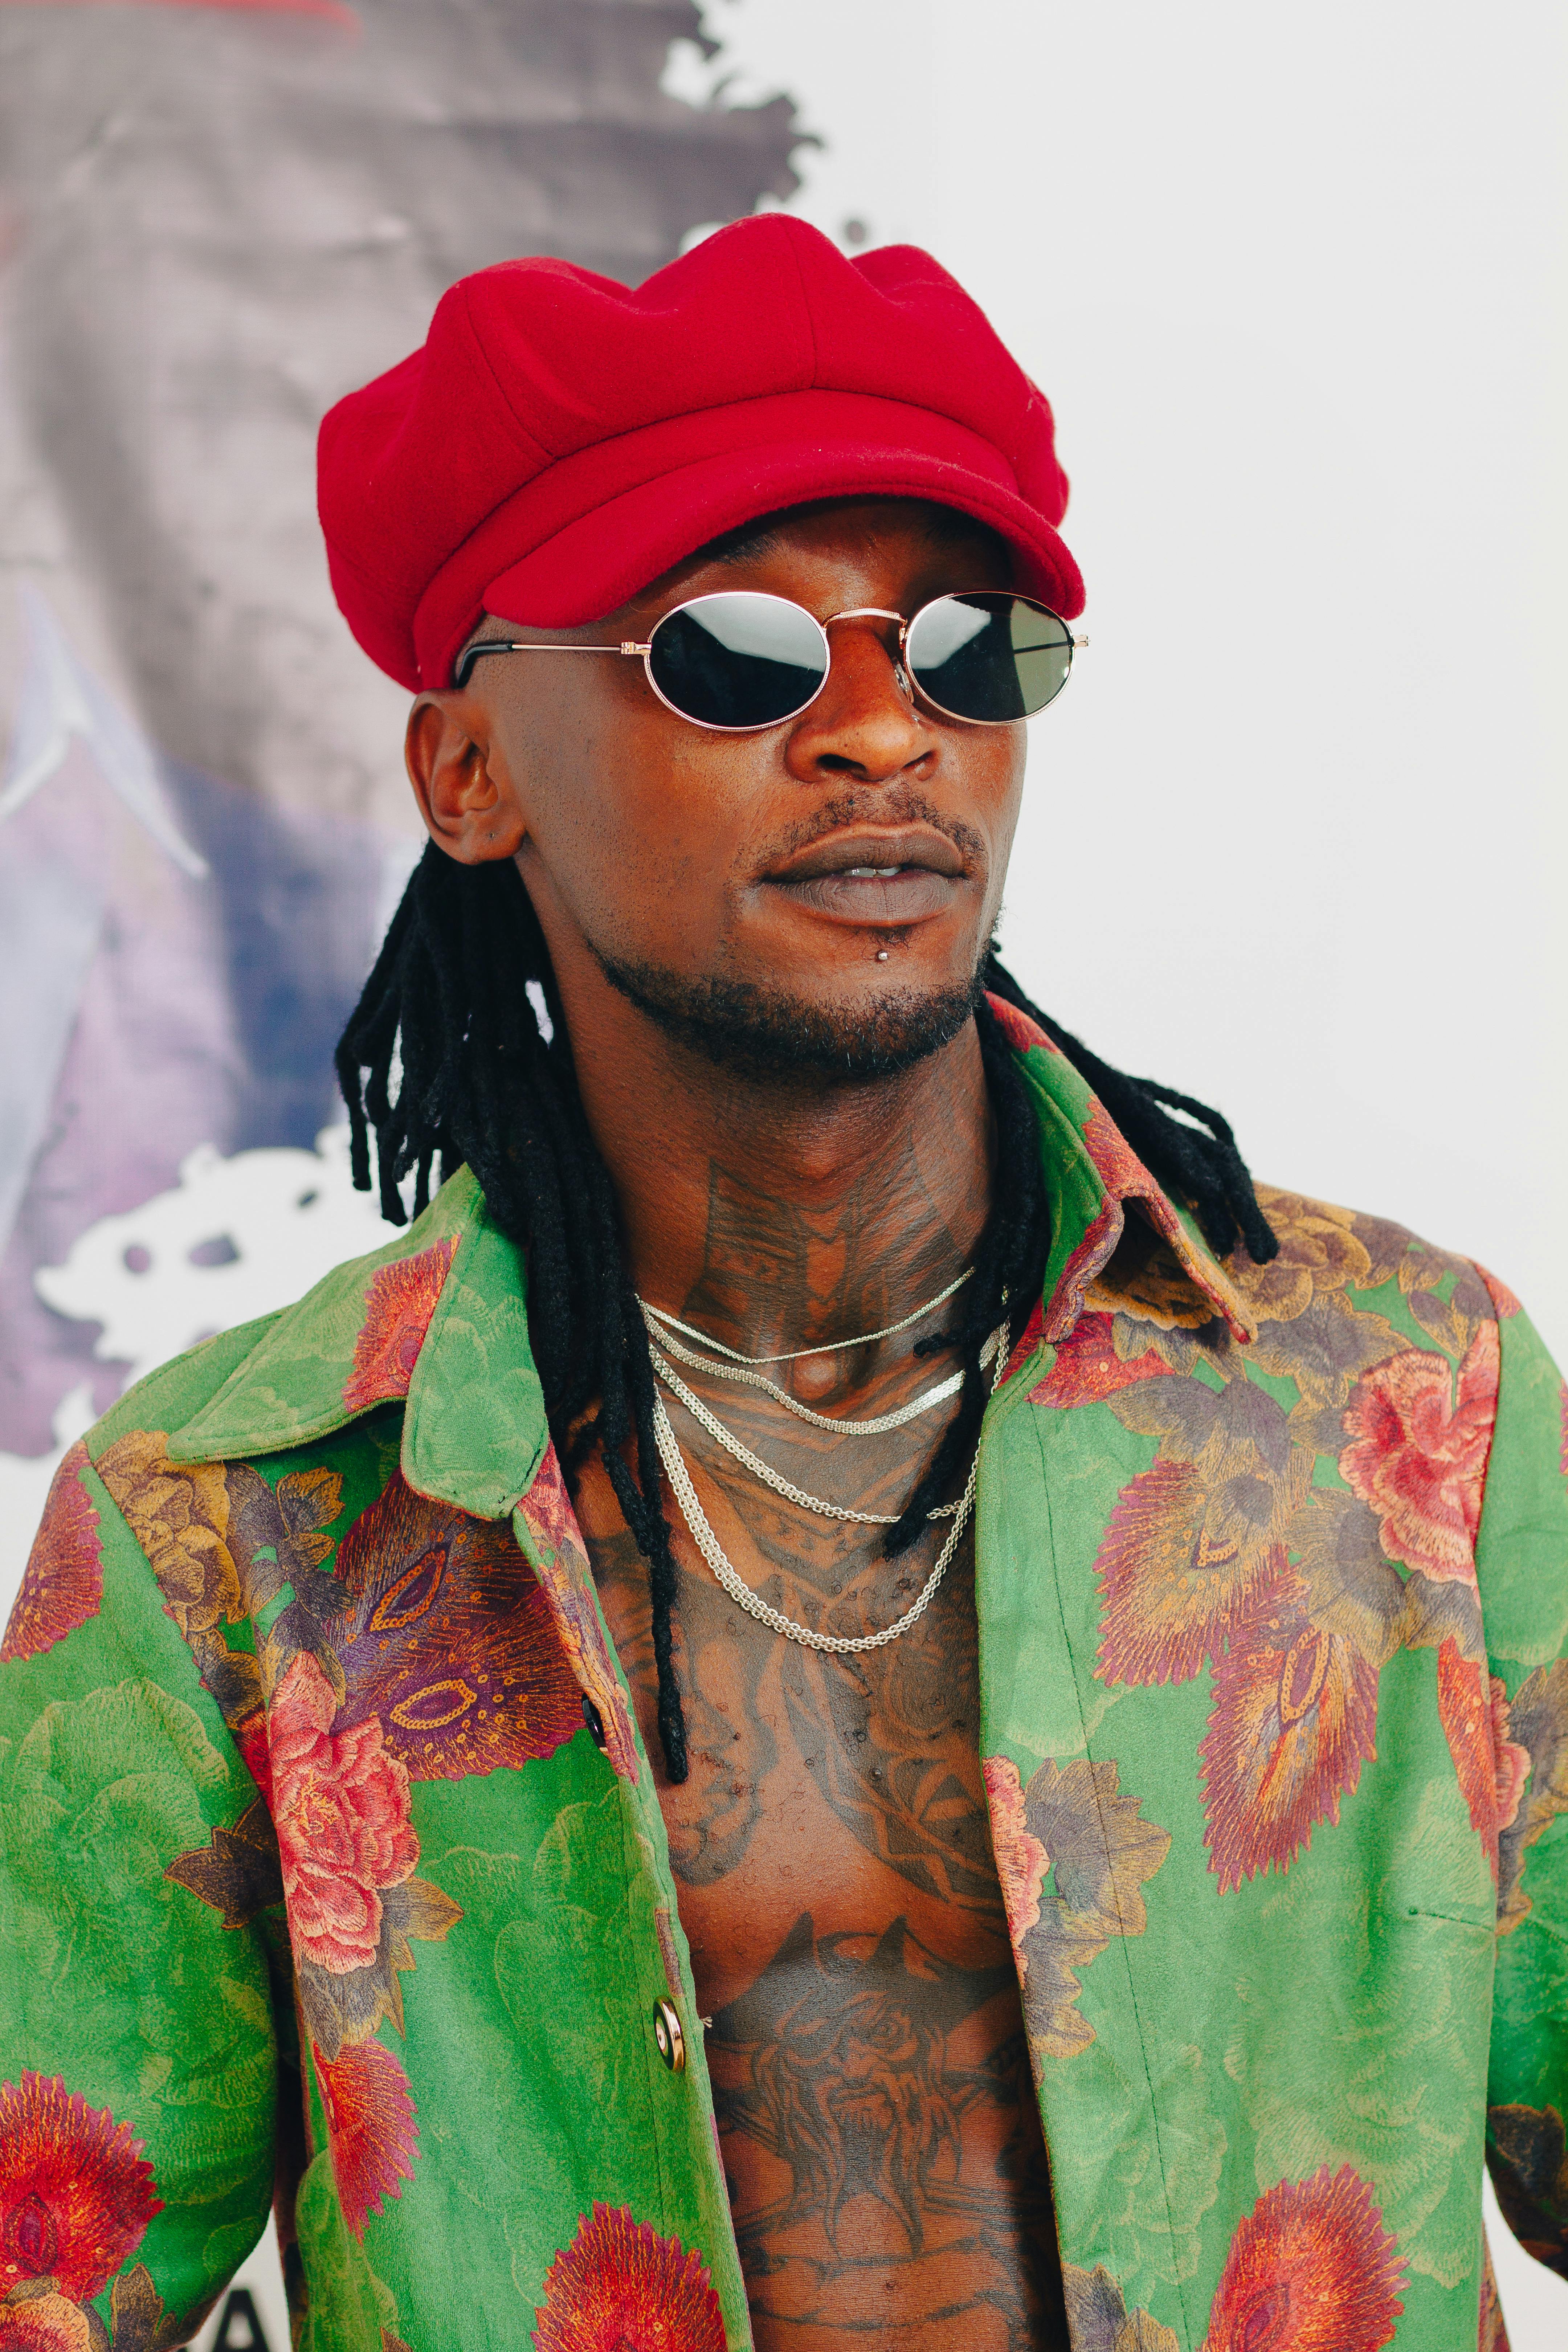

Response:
(532, 2205), (726, 2352)
(982, 1756), (1050, 1957)
(314, 2037), (418, 2238)
(1233, 1193), (1373, 1328)
(1200, 1587), (1379, 1894)
(269, 1652), (419, 1973)
(0, 1443), (101, 1663)
(983, 992), (1053, 1055)
(0, 2296), (93, 2352)
(0, 2074), (161, 2305)
(1340, 1327), (1498, 1587)
(94, 1432), (239, 1641)
(1029, 1311), (1167, 1409)
(1436, 1638), (1528, 1878)
(1083, 1099), (1156, 1200)
(342, 1238), (457, 1412)
(0, 2299), (96, 2351)
(1202, 2164), (1405, 2351)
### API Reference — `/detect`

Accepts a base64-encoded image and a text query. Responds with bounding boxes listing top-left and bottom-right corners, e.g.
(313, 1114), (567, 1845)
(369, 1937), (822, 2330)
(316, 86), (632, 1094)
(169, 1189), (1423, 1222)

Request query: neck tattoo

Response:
(638, 1273), (1007, 1654)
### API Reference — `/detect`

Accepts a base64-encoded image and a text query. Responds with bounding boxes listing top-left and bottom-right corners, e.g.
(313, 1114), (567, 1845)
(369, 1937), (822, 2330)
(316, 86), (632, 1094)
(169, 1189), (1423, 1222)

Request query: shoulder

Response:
(1067, 1179), (1525, 1495)
(85, 1309), (289, 1468)
(1235, 1183), (1514, 1339)
(1209, 1185), (1520, 1469)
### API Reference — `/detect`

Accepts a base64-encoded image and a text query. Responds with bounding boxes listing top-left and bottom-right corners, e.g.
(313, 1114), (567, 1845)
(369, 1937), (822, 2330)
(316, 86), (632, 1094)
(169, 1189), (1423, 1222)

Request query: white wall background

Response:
(682, 1), (1568, 2339)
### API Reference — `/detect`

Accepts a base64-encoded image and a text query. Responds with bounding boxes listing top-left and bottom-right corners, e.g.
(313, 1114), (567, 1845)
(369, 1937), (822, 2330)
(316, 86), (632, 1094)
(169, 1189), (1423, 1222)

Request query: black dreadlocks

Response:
(336, 844), (1277, 1780)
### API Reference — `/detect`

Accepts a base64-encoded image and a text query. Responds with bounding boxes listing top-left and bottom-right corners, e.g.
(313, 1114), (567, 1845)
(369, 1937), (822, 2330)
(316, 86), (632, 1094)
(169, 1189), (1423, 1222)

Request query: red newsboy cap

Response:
(318, 214), (1084, 693)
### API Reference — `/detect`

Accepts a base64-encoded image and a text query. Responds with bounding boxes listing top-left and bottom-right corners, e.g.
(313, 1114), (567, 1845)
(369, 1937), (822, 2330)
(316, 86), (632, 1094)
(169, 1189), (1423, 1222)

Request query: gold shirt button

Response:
(652, 1998), (686, 2073)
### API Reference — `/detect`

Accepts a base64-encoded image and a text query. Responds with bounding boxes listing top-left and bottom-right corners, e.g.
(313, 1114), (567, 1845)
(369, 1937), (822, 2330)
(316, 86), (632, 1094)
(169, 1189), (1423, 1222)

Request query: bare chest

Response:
(576, 1458), (1068, 2351)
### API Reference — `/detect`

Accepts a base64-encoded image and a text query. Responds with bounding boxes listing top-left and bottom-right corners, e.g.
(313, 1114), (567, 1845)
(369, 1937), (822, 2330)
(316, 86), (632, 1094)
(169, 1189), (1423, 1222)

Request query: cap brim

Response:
(427, 436), (1083, 689)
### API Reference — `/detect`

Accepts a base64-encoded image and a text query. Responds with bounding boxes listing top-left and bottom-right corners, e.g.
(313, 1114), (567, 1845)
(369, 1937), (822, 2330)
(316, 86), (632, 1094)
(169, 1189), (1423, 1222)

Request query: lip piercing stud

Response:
(875, 950), (889, 961)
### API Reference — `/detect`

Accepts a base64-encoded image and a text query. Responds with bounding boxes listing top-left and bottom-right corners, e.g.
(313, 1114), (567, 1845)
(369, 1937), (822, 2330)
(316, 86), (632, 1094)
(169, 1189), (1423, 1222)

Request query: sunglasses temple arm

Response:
(452, 641), (651, 688)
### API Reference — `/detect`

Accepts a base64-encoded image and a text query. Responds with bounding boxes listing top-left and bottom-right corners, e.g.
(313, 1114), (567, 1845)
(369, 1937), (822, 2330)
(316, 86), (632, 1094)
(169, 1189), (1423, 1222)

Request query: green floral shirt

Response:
(2, 1005), (1565, 2351)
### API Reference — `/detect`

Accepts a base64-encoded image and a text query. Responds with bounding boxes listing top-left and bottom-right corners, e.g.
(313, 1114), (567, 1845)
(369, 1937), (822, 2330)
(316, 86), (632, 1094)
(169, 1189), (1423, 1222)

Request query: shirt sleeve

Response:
(0, 1438), (282, 2344)
(1474, 1282), (1568, 2279)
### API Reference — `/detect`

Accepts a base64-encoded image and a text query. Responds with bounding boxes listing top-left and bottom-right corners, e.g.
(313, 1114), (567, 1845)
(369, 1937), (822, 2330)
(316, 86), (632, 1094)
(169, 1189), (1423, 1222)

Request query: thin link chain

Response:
(647, 1326), (1004, 1523)
(652, 1320), (1008, 1654)
(641, 1308), (969, 1434)
(640, 1265), (973, 1367)
(649, 1344), (958, 1524)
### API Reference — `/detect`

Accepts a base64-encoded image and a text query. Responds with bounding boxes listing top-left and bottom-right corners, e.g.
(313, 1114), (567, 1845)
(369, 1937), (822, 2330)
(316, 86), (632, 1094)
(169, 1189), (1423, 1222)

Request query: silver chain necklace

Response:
(640, 1264), (974, 1367)
(649, 1318), (1008, 1654)
(641, 1309), (971, 1435)
(646, 1331), (1003, 1523)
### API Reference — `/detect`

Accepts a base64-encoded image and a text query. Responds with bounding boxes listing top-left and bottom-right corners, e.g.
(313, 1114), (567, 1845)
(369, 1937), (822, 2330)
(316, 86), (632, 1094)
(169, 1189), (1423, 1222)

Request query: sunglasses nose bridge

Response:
(811, 607), (925, 726)
(822, 606), (907, 644)
(819, 605), (913, 689)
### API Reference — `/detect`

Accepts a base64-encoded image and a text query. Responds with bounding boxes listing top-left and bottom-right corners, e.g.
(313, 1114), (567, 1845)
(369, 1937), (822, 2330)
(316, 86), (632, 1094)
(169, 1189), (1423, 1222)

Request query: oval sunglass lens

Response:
(647, 592), (828, 729)
(907, 594), (1073, 722)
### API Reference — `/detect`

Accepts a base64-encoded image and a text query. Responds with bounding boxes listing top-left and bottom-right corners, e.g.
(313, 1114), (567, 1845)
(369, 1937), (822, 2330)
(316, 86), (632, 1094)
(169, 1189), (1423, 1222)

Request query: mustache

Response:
(759, 787), (987, 873)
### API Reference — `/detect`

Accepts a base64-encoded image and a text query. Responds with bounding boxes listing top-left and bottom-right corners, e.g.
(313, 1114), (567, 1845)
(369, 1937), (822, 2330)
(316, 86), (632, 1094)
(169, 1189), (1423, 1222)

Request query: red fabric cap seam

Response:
(453, 280), (554, 470)
(784, 223), (821, 387)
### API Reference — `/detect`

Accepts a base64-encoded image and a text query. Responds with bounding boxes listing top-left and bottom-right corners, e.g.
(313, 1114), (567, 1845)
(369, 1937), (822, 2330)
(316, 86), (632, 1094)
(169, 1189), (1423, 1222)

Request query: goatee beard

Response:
(590, 952), (987, 1083)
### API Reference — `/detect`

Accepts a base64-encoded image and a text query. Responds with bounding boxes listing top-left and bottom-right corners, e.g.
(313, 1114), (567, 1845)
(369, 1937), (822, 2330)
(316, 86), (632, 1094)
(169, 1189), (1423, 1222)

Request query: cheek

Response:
(950, 729), (1026, 869)
(518, 707), (766, 944)
(984, 735), (1029, 856)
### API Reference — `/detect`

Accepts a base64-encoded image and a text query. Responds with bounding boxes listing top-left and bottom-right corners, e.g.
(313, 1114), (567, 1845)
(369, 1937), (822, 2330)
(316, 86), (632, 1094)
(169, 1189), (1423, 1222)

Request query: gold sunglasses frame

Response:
(453, 591), (1087, 732)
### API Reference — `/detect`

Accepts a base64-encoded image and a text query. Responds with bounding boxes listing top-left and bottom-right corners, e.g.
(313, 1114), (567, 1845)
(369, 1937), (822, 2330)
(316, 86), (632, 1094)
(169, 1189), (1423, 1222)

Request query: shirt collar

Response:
(167, 1163), (551, 1512)
(987, 994), (1253, 1353)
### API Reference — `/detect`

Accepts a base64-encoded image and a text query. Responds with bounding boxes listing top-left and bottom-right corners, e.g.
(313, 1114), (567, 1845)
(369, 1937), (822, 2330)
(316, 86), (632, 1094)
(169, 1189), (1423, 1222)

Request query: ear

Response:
(405, 690), (527, 864)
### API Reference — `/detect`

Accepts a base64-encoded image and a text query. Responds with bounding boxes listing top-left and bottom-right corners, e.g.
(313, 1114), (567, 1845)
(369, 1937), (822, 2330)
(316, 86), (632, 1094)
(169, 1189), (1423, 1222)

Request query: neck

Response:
(556, 968), (995, 1366)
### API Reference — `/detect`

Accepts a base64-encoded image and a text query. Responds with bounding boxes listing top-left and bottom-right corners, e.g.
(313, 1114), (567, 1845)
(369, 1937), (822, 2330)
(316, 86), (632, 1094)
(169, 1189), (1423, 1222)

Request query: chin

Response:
(593, 947), (987, 1082)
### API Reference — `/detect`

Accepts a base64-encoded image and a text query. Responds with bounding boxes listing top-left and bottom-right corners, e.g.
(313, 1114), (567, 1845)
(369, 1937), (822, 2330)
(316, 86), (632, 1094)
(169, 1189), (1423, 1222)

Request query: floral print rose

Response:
(1340, 1330), (1498, 1586)
(269, 1652), (419, 1973)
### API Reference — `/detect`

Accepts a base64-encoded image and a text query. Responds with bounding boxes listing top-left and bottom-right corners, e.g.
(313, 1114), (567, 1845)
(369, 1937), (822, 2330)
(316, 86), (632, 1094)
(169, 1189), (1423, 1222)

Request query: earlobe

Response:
(405, 692), (527, 865)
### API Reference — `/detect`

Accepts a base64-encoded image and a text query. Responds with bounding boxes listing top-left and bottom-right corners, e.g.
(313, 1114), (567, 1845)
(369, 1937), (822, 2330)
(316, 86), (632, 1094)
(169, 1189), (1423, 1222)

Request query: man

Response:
(1, 217), (1564, 2352)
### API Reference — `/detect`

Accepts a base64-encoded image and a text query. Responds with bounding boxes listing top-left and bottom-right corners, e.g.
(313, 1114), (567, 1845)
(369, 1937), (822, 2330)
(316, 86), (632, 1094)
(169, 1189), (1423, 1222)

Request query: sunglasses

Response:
(454, 591), (1085, 732)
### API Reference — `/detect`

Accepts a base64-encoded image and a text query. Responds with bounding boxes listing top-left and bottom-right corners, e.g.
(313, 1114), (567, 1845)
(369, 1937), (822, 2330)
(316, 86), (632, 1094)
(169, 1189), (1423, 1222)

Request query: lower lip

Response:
(764, 868), (958, 924)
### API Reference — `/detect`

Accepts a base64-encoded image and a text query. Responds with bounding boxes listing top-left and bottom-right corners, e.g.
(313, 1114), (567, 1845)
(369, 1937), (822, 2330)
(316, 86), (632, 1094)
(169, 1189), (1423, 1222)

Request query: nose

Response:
(782, 615), (934, 787)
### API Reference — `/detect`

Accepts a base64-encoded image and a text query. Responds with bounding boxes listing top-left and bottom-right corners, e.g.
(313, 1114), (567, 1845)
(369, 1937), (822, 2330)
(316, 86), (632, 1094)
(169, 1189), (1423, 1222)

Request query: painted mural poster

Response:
(0, 0), (805, 1614)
